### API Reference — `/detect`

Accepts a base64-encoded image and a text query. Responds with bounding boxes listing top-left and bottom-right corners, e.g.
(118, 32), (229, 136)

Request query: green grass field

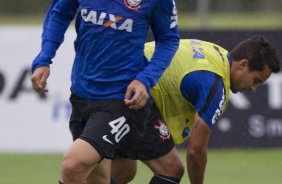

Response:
(1, 148), (282, 184)
(178, 12), (282, 30)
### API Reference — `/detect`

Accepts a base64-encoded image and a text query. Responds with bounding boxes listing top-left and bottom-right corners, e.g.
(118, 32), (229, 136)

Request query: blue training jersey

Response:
(32, 0), (179, 100)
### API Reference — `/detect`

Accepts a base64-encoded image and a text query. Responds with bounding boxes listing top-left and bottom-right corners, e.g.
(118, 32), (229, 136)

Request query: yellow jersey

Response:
(145, 39), (231, 144)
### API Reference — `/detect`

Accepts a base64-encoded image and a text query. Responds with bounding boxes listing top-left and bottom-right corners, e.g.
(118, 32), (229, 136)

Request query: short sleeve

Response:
(180, 70), (225, 128)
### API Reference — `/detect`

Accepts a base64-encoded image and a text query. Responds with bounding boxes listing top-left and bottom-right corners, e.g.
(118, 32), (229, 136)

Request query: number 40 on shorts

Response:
(108, 116), (130, 143)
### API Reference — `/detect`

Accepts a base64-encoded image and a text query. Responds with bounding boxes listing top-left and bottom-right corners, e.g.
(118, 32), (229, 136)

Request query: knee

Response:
(112, 165), (137, 184)
(112, 159), (137, 184)
(61, 153), (85, 177)
(165, 159), (184, 179)
(149, 160), (184, 184)
(120, 168), (136, 183)
(151, 154), (185, 179)
(177, 163), (185, 179)
(169, 151), (185, 178)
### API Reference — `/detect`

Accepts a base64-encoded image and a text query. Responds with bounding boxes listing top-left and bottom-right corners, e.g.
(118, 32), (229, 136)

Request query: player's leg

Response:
(86, 159), (112, 184)
(111, 152), (183, 184)
(60, 94), (106, 183)
(143, 146), (184, 184)
(81, 98), (153, 184)
(60, 139), (103, 183)
(111, 103), (184, 183)
(60, 95), (119, 183)
(140, 105), (184, 183)
(107, 100), (156, 184)
(61, 111), (117, 184)
(111, 158), (137, 184)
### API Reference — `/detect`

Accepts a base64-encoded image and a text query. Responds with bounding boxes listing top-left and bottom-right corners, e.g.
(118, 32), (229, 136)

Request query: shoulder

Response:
(181, 71), (225, 127)
(182, 71), (221, 91)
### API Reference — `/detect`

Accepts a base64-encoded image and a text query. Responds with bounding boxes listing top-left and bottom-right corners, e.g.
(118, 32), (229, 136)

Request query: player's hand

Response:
(31, 66), (50, 93)
(124, 80), (148, 110)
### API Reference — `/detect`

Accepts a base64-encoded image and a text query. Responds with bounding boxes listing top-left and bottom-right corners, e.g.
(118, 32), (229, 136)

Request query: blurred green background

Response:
(0, 0), (282, 29)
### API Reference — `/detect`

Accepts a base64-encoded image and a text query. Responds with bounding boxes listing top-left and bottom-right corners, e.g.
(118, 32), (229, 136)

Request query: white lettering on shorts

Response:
(106, 116), (130, 143)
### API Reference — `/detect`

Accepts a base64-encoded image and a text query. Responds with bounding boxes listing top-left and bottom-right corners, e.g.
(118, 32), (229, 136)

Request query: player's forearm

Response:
(186, 115), (210, 184)
(187, 149), (207, 184)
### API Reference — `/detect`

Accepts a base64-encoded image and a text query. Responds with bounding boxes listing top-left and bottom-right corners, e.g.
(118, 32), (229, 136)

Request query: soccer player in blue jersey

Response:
(108, 35), (280, 184)
(30, 0), (179, 183)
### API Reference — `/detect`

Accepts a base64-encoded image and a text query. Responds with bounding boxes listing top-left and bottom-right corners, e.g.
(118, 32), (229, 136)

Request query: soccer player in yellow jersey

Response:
(98, 35), (280, 184)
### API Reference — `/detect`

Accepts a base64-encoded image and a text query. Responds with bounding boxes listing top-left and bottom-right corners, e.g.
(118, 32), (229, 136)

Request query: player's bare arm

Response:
(187, 113), (211, 184)
(31, 66), (50, 93)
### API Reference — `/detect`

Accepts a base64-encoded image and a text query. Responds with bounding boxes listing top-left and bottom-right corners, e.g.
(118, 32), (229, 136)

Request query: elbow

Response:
(155, 34), (179, 52)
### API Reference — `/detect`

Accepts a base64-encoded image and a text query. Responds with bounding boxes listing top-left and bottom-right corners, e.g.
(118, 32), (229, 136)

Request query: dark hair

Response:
(230, 35), (280, 73)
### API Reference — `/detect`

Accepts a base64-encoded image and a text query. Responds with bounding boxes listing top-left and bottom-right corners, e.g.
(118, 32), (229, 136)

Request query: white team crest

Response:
(159, 123), (169, 136)
(155, 119), (171, 140)
(124, 0), (142, 10)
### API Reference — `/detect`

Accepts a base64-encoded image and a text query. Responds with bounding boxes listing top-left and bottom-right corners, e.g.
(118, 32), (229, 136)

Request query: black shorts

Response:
(115, 105), (174, 160)
(69, 94), (174, 160)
